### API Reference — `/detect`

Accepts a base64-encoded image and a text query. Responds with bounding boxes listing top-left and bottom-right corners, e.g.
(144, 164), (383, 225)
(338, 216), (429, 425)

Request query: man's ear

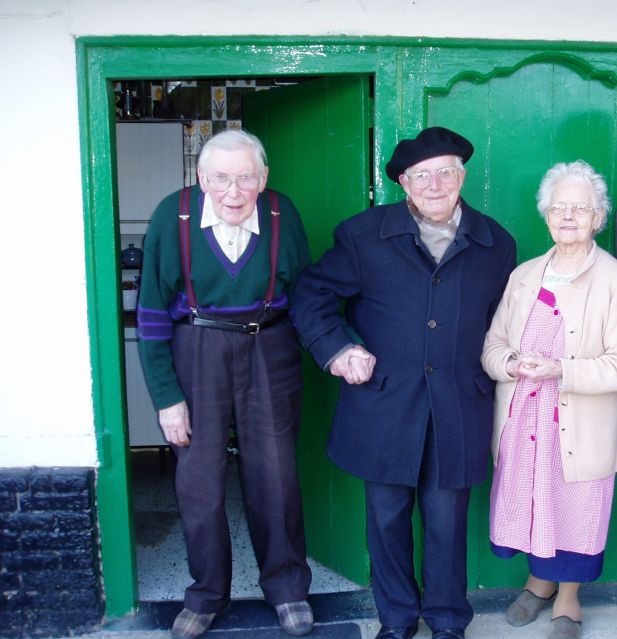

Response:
(197, 169), (208, 193)
(259, 166), (269, 192)
(398, 173), (411, 198)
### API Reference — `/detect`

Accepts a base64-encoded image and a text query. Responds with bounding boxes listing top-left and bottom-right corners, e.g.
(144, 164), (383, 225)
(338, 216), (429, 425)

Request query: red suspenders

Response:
(178, 187), (281, 314)
(178, 187), (197, 310)
(265, 190), (280, 306)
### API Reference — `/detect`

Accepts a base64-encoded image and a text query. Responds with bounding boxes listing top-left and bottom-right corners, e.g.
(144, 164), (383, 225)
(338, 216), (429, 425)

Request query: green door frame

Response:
(76, 36), (401, 619)
(76, 35), (617, 619)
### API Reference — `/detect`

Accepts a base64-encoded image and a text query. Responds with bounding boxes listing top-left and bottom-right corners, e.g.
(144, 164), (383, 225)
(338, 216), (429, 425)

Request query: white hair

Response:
(197, 129), (267, 174)
(536, 160), (611, 234)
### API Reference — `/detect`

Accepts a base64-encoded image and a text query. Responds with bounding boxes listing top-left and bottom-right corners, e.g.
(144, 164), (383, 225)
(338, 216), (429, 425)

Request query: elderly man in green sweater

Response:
(138, 130), (313, 638)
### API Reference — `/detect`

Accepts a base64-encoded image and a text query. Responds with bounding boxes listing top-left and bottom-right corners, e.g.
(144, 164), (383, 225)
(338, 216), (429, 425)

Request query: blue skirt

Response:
(491, 542), (604, 582)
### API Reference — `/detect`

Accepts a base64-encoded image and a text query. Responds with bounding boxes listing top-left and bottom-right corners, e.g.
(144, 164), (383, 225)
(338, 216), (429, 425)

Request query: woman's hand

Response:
(518, 353), (563, 381)
(505, 356), (524, 378)
(159, 400), (192, 447)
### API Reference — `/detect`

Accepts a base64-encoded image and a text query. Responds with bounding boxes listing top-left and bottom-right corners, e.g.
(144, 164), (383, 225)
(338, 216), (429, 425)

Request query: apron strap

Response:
(265, 190), (280, 305)
(178, 186), (198, 311)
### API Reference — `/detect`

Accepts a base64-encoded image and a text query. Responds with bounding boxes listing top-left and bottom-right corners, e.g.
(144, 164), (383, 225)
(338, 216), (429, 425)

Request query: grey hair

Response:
(197, 129), (267, 174)
(536, 160), (611, 233)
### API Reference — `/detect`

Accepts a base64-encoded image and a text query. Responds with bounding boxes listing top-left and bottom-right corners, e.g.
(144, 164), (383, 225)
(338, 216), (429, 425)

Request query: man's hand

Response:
(159, 400), (192, 447)
(329, 345), (377, 384)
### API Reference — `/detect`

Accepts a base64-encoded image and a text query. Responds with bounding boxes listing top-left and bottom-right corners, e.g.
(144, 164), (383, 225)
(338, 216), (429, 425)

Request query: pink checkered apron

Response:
(490, 287), (614, 561)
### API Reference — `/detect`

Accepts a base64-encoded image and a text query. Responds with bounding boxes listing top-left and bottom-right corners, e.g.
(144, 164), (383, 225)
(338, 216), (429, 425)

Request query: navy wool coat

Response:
(291, 198), (516, 488)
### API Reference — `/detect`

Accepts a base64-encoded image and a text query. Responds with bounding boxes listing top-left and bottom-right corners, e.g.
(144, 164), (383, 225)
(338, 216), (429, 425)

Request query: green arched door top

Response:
(426, 53), (617, 263)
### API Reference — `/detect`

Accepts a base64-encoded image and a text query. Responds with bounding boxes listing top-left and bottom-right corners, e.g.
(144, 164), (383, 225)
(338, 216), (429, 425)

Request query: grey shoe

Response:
(548, 616), (582, 639)
(506, 589), (556, 626)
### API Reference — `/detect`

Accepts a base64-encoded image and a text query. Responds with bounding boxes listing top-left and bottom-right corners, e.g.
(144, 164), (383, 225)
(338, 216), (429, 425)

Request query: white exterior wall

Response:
(0, 0), (615, 468)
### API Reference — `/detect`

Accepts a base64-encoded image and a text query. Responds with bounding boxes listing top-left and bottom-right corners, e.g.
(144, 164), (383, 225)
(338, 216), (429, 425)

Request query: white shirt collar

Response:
(200, 192), (260, 235)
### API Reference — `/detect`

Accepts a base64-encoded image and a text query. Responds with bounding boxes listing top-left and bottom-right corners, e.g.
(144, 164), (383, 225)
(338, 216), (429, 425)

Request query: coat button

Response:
(432, 276), (441, 284)
(428, 319), (437, 329)
(425, 364), (434, 374)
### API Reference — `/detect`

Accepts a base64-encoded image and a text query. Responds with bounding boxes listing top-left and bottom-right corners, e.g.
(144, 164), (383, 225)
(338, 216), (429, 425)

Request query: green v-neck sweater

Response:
(137, 185), (311, 409)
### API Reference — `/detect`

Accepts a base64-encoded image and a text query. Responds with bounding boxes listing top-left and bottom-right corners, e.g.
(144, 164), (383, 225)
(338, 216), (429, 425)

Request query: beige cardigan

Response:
(481, 242), (617, 482)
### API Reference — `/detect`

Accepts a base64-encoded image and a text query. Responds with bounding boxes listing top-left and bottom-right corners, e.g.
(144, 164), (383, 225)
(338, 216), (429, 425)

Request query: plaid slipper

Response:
(275, 600), (314, 636)
(171, 608), (217, 639)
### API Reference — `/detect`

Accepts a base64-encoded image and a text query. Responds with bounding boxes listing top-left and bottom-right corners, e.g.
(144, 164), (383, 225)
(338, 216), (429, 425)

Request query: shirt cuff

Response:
(324, 343), (355, 371)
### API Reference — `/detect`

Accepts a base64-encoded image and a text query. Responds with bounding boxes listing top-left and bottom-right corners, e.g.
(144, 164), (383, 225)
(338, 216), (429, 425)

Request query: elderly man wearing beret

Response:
(291, 127), (516, 639)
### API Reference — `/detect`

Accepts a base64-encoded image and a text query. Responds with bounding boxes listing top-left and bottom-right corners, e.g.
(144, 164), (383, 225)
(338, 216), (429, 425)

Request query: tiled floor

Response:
(130, 448), (363, 601)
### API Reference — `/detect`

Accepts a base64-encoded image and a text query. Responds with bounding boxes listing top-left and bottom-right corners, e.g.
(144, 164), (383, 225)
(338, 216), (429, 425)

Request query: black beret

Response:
(385, 126), (474, 183)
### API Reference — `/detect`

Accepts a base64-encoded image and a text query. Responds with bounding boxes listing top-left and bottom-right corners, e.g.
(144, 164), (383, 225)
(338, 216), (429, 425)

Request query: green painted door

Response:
(243, 75), (372, 584)
(418, 53), (617, 588)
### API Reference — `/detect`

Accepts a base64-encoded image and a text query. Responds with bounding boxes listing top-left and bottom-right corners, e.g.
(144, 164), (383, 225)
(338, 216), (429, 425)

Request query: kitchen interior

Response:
(116, 77), (363, 601)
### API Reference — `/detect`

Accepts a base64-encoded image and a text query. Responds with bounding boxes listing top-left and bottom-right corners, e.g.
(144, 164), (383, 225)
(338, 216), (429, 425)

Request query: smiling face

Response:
(546, 178), (603, 250)
(198, 147), (268, 226)
(399, 154), (465, 223)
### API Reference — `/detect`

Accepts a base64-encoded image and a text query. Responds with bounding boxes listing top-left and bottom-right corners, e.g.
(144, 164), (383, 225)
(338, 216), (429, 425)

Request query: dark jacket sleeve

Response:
(291, 220), (363, 369)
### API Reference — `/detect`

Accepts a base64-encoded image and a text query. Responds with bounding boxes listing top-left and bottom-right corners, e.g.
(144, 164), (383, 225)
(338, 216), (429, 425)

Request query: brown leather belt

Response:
(179, 312), (288, 334)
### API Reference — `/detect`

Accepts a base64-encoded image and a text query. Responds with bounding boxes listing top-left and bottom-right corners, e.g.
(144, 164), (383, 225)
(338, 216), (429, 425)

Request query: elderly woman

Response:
(482, 160), (617, 639)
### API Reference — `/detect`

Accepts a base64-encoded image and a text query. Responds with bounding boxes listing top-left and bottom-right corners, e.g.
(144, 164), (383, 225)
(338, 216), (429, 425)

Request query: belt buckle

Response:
(246, 322), (260, 334)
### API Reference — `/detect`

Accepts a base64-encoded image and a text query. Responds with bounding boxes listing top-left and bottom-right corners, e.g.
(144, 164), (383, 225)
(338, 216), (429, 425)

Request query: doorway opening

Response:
(114, 73), (374, 602)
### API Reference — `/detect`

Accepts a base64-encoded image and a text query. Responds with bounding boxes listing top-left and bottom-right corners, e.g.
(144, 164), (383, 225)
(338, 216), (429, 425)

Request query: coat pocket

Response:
(365, 369), (387, 391)
(474, 371), (496, 394)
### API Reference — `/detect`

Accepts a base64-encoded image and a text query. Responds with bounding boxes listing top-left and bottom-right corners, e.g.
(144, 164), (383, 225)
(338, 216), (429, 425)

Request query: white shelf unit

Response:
(124, 328), (166, 447)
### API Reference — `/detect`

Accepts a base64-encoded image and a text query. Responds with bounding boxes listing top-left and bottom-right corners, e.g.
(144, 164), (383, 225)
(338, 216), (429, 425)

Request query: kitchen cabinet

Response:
(116, 121), (184, 233)
(124, 327), (165, 447)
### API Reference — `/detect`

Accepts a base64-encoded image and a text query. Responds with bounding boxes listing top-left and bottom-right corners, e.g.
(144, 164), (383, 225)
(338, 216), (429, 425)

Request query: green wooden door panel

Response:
(421, 53), (617, 588)
(425, 56), (617, 263)
(243, 76), (372, 585)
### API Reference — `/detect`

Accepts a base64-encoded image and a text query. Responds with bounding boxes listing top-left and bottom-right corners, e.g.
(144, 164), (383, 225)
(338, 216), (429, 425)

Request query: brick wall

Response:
(0, 468), (103, 637)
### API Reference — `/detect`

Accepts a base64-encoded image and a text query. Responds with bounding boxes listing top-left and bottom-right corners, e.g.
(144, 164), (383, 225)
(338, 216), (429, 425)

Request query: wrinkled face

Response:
(399, 154), (465, 223)
(546, 178), (603, 249)
(198, 148), (268, 226)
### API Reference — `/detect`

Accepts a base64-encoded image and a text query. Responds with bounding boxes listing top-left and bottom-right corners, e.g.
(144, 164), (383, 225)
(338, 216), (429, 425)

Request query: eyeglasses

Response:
(546, 203), (597, 218)
(206, 174), (261, 192)
(405, 166), (461, 188)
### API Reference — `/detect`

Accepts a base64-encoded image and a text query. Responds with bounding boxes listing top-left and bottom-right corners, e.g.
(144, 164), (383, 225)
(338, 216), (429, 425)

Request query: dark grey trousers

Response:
(171, 318), (311, 614)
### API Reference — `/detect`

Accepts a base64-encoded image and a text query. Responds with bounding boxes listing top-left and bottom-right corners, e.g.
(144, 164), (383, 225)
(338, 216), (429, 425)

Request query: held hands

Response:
(159, 400), (192, 447)
(329, 345), (377, 385)
(506, 352), (562, 381)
